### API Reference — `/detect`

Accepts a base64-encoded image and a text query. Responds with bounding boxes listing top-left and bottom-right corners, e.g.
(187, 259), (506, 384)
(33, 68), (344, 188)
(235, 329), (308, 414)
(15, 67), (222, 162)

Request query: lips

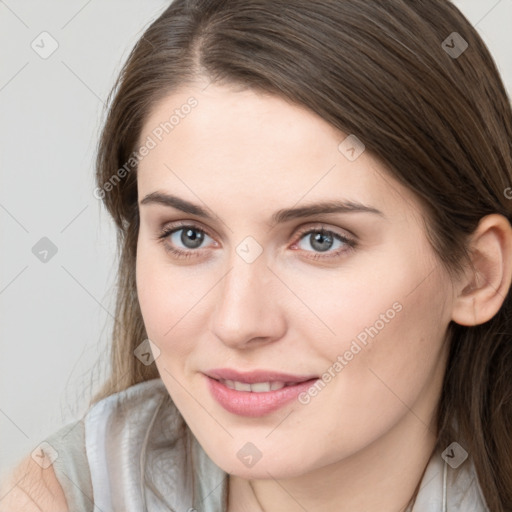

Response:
(204, 368), (319, 417)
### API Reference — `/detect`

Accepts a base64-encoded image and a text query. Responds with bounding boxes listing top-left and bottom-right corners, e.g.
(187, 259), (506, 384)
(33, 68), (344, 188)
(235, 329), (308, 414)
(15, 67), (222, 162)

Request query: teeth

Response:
(221, 379), (287, 392)
(234, 381), (251, 392)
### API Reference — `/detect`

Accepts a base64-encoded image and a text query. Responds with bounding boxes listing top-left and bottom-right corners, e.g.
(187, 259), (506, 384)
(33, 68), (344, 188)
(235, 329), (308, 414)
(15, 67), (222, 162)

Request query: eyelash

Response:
(155, 222), (357, 261)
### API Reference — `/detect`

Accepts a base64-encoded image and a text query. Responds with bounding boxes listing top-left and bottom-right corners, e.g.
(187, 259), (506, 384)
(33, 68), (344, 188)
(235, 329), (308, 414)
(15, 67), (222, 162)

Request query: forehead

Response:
(136, 84), (422, 224)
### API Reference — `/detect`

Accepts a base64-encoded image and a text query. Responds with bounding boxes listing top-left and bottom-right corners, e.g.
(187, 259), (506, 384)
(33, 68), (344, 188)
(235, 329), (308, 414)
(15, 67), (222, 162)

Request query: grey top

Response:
(42, 378), (489, 512)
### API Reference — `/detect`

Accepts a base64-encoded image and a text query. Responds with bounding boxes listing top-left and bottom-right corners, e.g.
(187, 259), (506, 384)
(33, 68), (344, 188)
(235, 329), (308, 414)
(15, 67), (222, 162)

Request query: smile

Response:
(205, 375), (319, 417)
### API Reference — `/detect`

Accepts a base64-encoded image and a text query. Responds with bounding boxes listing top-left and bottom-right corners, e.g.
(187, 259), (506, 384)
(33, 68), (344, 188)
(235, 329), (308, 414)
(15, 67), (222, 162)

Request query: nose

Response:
(209, 250), (287, 350)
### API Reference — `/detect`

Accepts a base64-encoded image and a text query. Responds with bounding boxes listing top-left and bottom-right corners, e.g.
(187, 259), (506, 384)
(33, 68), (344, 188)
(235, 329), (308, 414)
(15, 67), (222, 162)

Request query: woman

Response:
(2, 0), (511, 510)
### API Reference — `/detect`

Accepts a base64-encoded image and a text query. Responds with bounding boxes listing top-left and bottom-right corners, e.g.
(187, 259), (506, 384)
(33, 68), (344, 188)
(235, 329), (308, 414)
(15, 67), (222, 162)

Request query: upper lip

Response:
(205, 368), (318, 384)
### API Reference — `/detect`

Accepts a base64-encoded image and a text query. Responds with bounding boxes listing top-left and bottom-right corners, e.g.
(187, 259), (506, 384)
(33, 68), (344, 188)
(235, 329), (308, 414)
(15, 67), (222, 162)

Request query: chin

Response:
(210, 448), (314, 480)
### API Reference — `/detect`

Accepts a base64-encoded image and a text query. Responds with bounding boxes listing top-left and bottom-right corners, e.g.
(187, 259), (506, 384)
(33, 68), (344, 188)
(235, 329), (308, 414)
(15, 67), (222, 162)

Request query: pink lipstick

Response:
(204, 368), (319, 417)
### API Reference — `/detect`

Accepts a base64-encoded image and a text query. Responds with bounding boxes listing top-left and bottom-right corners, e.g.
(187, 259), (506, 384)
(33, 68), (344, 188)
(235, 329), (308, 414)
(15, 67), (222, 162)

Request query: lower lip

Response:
(205, 375), (319, 417)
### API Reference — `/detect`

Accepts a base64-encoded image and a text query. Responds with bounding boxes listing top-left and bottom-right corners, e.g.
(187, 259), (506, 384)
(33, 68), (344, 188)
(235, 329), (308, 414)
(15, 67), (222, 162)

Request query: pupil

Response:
(311, 232), (332, 252)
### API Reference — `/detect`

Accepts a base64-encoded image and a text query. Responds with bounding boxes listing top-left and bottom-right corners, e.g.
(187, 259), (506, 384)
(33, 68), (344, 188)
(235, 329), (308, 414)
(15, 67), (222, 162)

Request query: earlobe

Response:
(451, 214), (512, 327)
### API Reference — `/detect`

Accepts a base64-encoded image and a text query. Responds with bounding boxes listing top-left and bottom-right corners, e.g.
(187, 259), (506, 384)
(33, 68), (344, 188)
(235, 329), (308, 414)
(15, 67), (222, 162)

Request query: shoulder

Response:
(0, 416), (89, 511)
(0, 455), (68, 512)
(0, 379), (175, 512)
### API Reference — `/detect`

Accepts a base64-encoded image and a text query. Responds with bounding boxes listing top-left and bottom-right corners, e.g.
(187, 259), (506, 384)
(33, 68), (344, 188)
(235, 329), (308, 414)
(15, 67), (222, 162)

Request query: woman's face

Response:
(135, 82), (455, 478)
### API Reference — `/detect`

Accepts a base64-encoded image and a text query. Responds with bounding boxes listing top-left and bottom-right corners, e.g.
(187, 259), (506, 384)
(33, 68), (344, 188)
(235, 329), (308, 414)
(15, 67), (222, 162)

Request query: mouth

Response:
(204, 369), (319, 417)
(214, 379), (307, 392)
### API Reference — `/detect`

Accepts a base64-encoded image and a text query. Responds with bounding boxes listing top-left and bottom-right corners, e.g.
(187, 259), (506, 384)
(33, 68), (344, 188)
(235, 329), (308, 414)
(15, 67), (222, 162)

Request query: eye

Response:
(291, 227), (356, 260)
(156, 223), (216, 259)
(155, 222), (356, 261)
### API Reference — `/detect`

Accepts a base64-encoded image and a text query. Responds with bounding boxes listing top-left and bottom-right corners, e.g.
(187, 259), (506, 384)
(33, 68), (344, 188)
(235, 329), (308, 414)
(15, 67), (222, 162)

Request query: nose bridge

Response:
(210, 243), (283, 347)
(218, 248), (270, 320)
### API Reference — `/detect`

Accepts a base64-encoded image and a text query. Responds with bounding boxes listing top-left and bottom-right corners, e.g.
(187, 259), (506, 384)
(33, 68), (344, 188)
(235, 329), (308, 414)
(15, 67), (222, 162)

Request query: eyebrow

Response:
(139, 191), (385, 224)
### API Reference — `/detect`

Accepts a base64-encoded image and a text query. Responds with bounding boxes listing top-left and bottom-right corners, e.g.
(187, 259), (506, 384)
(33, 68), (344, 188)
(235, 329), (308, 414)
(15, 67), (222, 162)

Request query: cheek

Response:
(135, 239), (215, 365)
(326, 267), (448, 435)
(304, 244), (449, 405)
(136, 240), (188, 329)
(136, 245), (167, 338)
(314, 230), (448, 361)
(136, 240), (182, 354)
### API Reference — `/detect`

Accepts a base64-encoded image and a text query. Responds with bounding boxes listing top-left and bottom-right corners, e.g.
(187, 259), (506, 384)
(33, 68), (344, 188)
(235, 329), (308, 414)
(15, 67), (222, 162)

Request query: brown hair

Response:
(91, 0), (512, 509)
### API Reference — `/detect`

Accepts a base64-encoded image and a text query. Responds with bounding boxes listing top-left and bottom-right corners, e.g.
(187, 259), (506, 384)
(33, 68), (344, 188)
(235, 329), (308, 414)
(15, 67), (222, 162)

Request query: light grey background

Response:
(1, 0), (511, 484)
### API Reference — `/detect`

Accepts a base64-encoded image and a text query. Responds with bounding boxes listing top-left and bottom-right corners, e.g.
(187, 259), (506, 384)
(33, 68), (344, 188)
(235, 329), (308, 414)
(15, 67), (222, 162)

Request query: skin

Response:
(134, 81), (511, 512)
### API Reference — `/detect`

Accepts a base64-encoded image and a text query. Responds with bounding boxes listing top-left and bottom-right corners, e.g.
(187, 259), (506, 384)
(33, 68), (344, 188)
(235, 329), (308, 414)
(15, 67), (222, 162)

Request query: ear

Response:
(451, 213), (512, 326)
